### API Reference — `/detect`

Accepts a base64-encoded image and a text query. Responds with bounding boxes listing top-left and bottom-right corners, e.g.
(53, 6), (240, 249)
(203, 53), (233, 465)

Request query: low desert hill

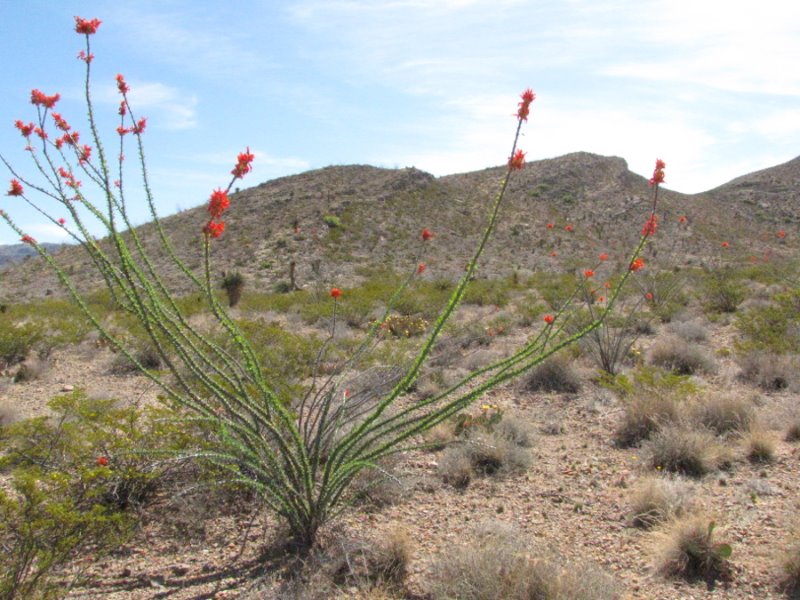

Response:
(2, 152), (798, 301)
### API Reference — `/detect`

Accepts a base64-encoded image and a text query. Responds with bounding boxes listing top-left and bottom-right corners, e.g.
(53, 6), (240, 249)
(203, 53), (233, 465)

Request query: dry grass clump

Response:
(260, 529), (412, 600)
(737, 351), (797, 391)
(520, 354), (582, 394)
(422, 422), (456, 451)
(667, 320), (709, 343)
(351, 460), (406, 508)
(786, 416), (800, 442)
(0, 398), (20, 427)
(614, 392), (682, 448)
(691, 392), (755, 436)
(653, 514), (733, 583)
(427, 522), (619, 600)
(437, 447), (473, 489)
(648, 336), (716, 376)
(643, 425), (729, 477)
(741, 425), (776, 463)
(629, 475), (694, 528)
(779, 523), (800, 597)
(437, 424), (532, 488)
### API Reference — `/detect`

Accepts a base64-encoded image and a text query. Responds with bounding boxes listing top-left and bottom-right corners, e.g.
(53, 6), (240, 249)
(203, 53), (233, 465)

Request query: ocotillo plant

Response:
(1, 17), (661, 548)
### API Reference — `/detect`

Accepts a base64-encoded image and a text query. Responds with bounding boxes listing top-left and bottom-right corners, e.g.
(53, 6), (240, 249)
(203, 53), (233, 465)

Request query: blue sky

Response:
(1, 0), (799, 245)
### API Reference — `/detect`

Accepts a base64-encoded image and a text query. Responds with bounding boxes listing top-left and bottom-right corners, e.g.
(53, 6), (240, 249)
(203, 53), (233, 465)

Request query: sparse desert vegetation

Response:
(1, 15), (800, 600)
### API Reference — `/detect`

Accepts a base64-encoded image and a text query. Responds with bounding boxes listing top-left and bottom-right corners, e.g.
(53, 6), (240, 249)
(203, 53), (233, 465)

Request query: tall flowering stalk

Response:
(1, 20), (657, 549)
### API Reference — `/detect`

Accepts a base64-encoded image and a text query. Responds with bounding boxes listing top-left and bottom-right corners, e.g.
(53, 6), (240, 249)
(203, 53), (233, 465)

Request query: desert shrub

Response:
(700, 267), (746, 314)
(741, 425), (775, 463)
(735, 288), (800, 354)
(221, 271), (245, 307)
(381, 314), (429, 337)
(322, 214), (342, 229)
(0, 319), (41, 369)
(691, 392), (755, 435)
(629, 475), (694, 528)
(648, 336), (716, 376)
(736, 351), (797, 391)
(461, 277), (514, 307)
(0, 468), (132, 599)
(109, 341), (163, 375)
(422, 421), (455, 450)
(643, 425), (728, 477)
(520, 353), (581, 393)
(427, 522), (619, 600)
(653, 515), (732, 583)
(0, 391), (204, 598)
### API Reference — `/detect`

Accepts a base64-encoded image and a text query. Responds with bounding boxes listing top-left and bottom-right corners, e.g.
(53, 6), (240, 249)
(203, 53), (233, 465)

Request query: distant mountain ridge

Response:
(0, 243), (67, 268)
(1, 152), (798, 301)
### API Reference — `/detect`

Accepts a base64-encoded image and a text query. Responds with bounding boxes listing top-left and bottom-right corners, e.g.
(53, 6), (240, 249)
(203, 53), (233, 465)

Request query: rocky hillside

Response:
(1, 152), (798, 301)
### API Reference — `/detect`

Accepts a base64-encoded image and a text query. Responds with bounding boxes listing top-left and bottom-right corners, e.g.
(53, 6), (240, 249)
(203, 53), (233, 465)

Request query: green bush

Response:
(0, 319), (42, 368)
(0, 391), (203, 598)
(735, 288), (800, 354)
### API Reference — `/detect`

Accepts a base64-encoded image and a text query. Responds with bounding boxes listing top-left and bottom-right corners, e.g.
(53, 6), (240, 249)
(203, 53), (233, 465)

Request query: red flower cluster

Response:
(564, 224), (574, 232)
(516, 88), (536, 121)
(21, 234), (36, 245)
(96, 456), (109, 467)
(630, 257), (645, 271)
(116, 74), (130, 95)
(330, 287), (342, 299)
(678, 215), (687, 224)
(78, 145), (92, 164)
(75, 17), (102, 35)
(132, 118), (147, 134)
(31, 89), (60, 109)
(231, 147), (255, 179)
(509, 149), (526, 171)
(417, 262), (426, 274)
(207, 189), (230, 219)
(15, 120), (35, 137)
(584, 269), (595, 278)
(203, 221), (225, 238)
(645, 292), (654, 301)
(52, 112), (71, 132)
(599, 253), (608, 261)
(543, 314), (554, 324)
(649, 158), (666, 186)
(7, 179), (24, 196)
(721, 241), (729, 248)
(421, 227), (434, 241)
(58, 167), (81, 189)
(641, 213), (658, 237)
(508, 150), (525, 171)
(777, 230), (786, 239)
(546, 222), (554, 230)
(55, 131), (80, 149)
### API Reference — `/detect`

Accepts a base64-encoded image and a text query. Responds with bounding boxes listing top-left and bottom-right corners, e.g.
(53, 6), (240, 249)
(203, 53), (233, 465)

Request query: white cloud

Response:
(127, 82), (198, 130)
(27, 222), (71, 242)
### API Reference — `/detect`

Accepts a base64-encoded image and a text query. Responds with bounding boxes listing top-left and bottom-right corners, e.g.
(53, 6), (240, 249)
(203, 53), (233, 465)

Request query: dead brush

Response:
(629, 475), (694, 528)
(643, 424), (730, 477)
(427, 521), (619, 600)
(690, 391), (755, 436)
